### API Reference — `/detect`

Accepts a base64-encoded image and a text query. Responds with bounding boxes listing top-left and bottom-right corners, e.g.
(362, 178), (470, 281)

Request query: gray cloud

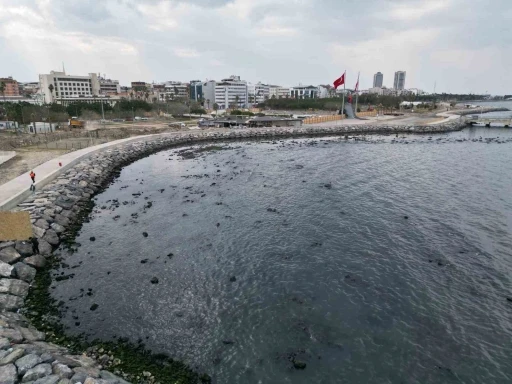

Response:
(0, 0), (510, 93)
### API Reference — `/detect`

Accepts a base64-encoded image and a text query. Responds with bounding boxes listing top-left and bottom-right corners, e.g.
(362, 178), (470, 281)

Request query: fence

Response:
(302, 110), (377, 124)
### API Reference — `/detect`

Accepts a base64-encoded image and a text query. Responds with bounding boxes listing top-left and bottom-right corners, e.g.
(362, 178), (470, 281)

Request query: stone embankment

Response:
(0, 120), (467, 384)
(453, 107), (509, 117)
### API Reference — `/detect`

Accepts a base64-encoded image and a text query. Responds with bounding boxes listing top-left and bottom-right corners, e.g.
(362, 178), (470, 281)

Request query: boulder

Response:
(0, 279), (30, 298)
(78, 181), (88, 188)
(52, 363), (72, 379)
(60, 210), (76, 220)
(53, 215), (69, 228)
(54, 198), (74, 210)
(0, 363), (17, 384)
(22, 363), (52, 382)
(50, 223), (65, 234)
(0, 329), (23, 344)
(43, 230), (59, 247)
(0, 261), (14, 278)
(13, 263), (36, 283)
(32, 225), (46, 239)
(19, 327), (45, 342)
(24, 255), (47, 269)
(0, 338), (10, 350)
(34, 219), (49, 230)
(15, 242), (33, 257)
(33, 375), (60, 384)
(37, 239), (53, 256)
(69, 372), (87, 383)
(0, 248), (22, 264)
(0, 242), (15, 251)
(15, 353), (42, 375)
(0, 348), (25, 365)
(0, 294), (23, 311)
(73, 366), (99, 378)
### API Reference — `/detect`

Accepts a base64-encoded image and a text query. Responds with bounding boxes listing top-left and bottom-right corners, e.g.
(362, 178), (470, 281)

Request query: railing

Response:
(302, 110), (377, 124)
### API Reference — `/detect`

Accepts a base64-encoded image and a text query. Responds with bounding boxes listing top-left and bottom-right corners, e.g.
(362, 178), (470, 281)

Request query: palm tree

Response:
(235, 95), (240, 109)
(0, 81), (6, 102)
(206, 99), (210, 110)
(48, 84), (54, 103)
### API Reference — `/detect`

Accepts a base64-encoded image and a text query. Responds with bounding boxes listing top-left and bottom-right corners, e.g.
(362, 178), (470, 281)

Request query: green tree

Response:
(213, 103), (219, 112)
(48, 84), (54, 103)
(0, 81), (6, 103)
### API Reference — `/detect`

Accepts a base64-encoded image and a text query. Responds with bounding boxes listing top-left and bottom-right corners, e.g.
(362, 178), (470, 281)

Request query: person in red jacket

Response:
(29, 171), (36, 191)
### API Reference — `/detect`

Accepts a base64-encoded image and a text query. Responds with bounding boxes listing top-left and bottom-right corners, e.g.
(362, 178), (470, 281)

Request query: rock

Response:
(13, 263), (36, 283)
(24, 255), (46, 269)
(507, 297), (512, 302)
(52, 363), (72, 379)
(37, 239), (53, 256)
(78, 180), (88, 188)
(229, 276), (237, 282)
(142, 232), (148, 238)
(222, 340), (235, 345)
(40, 353), (53, 363)
(0, 279), (30, 298)
(90, 304), (98, 311)
(89, 237), (95, 242)
(57, 379), (72, 384)
(73, 366), (99, 378)
(50, 223), (65, 234)
(0, 348), (25, 365)
(22, 363), (52, 382)
(293, 360), (307, 369)
(0, 329), (23, 344)
(34, 219), (50, 230)
(404, 215), (409, 219)
(0, 248), (22, 264)
(33, 375), (60, 384)
(150, 277), (159, 284)
(32, 225), (46, 239)
(43, 230), (59, 247)
(0, 363), (17, 384)
(69, 372), (88, 383)
(60, 210), (76, 220)
(54, 198), (74, 210)
(15, 242), (33, 257)
(0, 294), (23, 311)
(53, 215), (69, 228)
(19, 327), (45, 342)
(0, 242), (15, 251)
(0, 338), (10, 350)
(100, 370), (130, 383)
(15, 353), (43, 375)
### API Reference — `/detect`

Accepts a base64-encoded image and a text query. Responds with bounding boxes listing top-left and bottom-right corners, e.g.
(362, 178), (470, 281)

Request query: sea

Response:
(51, 124), (512, 383)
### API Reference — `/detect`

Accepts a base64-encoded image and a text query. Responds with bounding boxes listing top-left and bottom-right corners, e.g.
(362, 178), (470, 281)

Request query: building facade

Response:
(99, 76), (120, 95)
(373, 72), (383, 88)
(269, 86), (290, 99)
(393, 71), (406, 90)
(290, 85), (318, 99)
(0, 77), (20, 96)
(215, 76), (248, 109)
(248, 82), (270, 104)
(39, 71), (100, 104)
(202, 80), (216, 109)
(189, 80), (203, 102)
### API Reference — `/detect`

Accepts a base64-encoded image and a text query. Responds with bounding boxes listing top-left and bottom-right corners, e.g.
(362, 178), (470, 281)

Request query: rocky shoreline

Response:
(0, 121), (467, 384)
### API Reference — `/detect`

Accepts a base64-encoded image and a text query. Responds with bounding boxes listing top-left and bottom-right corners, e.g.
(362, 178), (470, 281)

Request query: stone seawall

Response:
(0, 120), (467, 384)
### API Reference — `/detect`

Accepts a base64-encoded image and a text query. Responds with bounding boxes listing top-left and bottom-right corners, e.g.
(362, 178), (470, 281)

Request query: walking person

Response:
(29, 170), (36, 191)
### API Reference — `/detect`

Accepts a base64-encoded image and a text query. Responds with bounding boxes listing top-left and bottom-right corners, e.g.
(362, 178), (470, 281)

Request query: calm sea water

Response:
(52, 127), (512, 384)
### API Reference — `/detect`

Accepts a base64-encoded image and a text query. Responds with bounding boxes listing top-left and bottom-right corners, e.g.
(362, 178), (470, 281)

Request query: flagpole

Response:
(341, 71), (346, 121)
(355, 71), (360, 117)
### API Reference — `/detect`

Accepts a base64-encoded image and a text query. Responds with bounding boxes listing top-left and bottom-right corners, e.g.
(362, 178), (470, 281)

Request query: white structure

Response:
(393, 71), (406, 90)
(39, 71), (100, 104)
(317, 85), (332, 98)
(215, 76), (248, 109)
(202, 80), (216, 109)
(373, 72), (383, 88)
(248, 82), (270, 104)
(99, 76), (120, 95)
(290, 85), (318, 99)
(368, 87), (383, 95)
(269, 86), (290, 99)
(157, 81), (189, 101)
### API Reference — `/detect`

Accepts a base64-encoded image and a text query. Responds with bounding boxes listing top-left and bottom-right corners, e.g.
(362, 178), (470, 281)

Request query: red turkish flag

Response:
(333, 73), (345, 90)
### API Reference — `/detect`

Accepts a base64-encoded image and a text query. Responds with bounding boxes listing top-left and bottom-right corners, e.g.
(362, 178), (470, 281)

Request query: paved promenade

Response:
(0, 151), (16, 166)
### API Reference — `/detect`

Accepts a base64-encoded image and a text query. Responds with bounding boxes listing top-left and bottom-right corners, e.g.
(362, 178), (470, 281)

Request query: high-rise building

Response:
(189, 80), (203, 102)
(202, 80), (216, 109)
(393, 71), (406, 90)
(215, 76), (248, 109)
(39, 71), (100, 104)
(373, 72), (383, 88)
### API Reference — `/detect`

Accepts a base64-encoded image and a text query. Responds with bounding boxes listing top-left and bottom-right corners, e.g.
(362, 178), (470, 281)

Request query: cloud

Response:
(174, 48), (201, 58)
(390, 0), (449, 21)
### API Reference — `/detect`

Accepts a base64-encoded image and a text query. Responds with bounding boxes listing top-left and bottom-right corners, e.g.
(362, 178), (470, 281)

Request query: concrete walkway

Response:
(0, 135), (157, 210)
(0, 151), (16, 166)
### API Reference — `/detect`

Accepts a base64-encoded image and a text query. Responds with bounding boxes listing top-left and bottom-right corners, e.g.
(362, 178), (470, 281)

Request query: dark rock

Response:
(167, 253), (174, 258)
(404, 216), (409, 219)
(15, 241), (33, 257)
(54, 197), (75, 210)
(34, 219), (50, 230)
(90, 303), (99, 311)
(506, 297), (512, 302)
(142, 232), (148, 237)
(43, 229), (59, 246)
(150, 277), (159, 284)
(0, 247), (22, 264)
(53, 214), (70, 227)
(37, 239), (53, 256)
(0, 294), (23, 311)
(0, 279), (29, 298)
(324, 183), (332, 189)
(140, 259), (148, 264)
(293, 360), (307, 369)
(24, 255), (47, 269)
(89, 237), (96, 242)
(15, 353), (43, 375)
(222, 340), (235, 345)
(229, 276), (237, 282)
(22, 363), (52, 382)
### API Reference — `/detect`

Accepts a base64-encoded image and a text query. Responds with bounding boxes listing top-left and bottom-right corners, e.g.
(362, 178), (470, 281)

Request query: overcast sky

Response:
(1, 0), (510, 94)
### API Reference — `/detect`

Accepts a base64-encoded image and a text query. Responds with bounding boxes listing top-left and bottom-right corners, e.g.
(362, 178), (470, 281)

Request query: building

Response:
(0, 77), (20, 96)
(373, 72), (383, 88)
(368, 87), (383, 95)
(215, 76), (248, 109)
(247, 116), (302, 128)
(131, 81), (148, 90)
(317, 85), (334, 98)
(202, 80), (216, 109)
(39, 71), (100, 104)
(99, 76), (120, 95)
(189, 80), (203, 102)
(248, 82), (270, 104)
(393, 71), (406, 90)
(290, 85), (318, 99)
(269, 86), (290, 99)
(19, 82), (39, 96)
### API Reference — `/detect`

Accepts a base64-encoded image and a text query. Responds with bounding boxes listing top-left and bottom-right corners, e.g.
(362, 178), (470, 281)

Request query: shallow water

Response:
(52, 127), (512, 383)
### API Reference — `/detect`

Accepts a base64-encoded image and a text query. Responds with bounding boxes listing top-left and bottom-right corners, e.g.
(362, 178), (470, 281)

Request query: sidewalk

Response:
(0, 151), (16, 166)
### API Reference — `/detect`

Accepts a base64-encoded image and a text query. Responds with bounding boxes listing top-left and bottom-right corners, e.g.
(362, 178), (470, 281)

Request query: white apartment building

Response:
(269, 86), (290, 99)
(290, 85), (318, 99)
(157, 81), (189, 101)
(99, 76), (121, 95)
(39, 71), (100, 104)
(215, 76), (248, 109)
(248, 82), (270, 104)
(202, 80), (216, 109)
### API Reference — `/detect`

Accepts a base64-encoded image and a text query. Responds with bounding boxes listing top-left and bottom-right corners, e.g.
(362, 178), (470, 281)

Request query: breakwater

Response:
(0, 119), (470, 384)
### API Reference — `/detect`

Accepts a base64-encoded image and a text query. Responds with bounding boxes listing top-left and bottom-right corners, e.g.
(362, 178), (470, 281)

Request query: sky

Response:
(0, 0), (511, 94)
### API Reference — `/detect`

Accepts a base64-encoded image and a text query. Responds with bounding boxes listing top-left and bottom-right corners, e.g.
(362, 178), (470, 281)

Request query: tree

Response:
(235, 95), (240, 108)
(48, 84), (54, 103)
(0, 82), (6, 103)
(206, 99), (210, 110)
(213, 103), (219, 112)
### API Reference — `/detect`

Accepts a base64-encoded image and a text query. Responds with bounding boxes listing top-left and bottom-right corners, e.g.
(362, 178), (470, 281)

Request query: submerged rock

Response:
(150, 277), (159, 284)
